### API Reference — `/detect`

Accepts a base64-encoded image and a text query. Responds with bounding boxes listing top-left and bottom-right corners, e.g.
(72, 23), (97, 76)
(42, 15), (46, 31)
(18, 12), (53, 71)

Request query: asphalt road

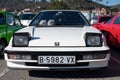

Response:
(0, 48), (120, 80)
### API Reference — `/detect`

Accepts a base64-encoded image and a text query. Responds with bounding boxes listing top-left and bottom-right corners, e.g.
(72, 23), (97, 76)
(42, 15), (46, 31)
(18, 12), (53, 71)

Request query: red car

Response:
(95, 12), (120, 48)
(91, 15), (113, 30)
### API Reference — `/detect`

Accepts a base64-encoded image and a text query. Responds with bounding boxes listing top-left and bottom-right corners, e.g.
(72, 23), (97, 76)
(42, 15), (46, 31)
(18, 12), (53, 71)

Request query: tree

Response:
(47, 0), (70, 9)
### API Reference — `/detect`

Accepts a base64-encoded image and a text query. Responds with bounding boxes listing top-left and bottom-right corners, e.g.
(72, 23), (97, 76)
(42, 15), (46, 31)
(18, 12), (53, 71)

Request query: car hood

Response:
(17, 26), (101, 47)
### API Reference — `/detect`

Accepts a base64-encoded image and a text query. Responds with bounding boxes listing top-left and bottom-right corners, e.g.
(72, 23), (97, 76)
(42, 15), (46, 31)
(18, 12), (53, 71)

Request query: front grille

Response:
(25, 62), (89, 67)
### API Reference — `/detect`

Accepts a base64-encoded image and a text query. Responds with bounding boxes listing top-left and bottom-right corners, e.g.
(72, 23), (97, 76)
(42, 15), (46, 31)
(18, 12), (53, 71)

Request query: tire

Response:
(0, 40), (7, 55)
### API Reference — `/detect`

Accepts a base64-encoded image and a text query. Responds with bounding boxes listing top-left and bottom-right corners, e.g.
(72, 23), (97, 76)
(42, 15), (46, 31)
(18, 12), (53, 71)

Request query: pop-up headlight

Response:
(12, 33), (30, 47)
(86, 33), (102, 47)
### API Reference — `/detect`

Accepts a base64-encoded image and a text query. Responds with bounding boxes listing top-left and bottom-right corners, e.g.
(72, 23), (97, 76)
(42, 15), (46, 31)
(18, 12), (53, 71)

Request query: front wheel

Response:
(0, 40), (7, 55)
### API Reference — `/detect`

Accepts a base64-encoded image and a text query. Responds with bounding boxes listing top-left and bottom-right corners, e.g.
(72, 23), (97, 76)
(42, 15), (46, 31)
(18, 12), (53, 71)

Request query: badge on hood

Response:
(55, 42), (60, 47)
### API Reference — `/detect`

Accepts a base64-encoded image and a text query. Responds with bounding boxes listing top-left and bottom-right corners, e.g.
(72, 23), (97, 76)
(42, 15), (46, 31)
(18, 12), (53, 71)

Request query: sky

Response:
(92, 0), (120, 6)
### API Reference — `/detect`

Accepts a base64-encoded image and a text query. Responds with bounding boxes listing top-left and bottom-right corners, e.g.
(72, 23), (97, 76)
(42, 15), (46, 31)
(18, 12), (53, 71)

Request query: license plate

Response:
(38, 56), (76, 64)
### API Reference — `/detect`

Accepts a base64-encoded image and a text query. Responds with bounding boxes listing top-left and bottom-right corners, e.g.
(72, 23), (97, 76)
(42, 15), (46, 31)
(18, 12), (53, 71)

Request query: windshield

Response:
(19, 13), (36, 20)
(0, 13), (5, 25)
(30, 11), (89, 27)
(106, 17), (114, 24)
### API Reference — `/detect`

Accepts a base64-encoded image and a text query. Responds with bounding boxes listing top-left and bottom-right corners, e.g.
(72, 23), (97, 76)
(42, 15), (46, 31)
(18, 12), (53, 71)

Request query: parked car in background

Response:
(0, 10), (24, 55)
(19, 12), (36, 26)
(91, 15), (113, 29)
(5, 10), (110, 70)
(96, 12), (120, 48)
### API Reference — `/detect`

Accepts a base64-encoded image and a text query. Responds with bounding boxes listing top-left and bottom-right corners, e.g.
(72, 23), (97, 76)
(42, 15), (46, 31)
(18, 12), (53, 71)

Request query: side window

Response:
(114, 16), (120, 24)
(15, 17), (21, 26)
(0, 13), (5, 24)
(6, 14), (14, 26)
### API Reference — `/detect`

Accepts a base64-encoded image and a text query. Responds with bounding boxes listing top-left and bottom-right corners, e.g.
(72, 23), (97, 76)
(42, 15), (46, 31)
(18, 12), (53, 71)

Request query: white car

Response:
(4, 10), (110, 71)
(19, 12), (36, 26)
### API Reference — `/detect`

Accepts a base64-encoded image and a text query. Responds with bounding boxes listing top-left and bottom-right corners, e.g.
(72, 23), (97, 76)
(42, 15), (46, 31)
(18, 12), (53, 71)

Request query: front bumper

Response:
(4, 47), (110, 70)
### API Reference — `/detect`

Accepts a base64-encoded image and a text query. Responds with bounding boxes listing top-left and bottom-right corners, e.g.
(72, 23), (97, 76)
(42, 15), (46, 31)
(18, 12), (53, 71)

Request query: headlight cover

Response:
(12, 33), (30, 47)
(85, 33), (102, 47)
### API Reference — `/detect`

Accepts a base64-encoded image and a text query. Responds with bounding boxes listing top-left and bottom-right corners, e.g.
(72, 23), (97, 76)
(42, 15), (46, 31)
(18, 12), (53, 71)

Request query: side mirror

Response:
(90, 20), (98, 25)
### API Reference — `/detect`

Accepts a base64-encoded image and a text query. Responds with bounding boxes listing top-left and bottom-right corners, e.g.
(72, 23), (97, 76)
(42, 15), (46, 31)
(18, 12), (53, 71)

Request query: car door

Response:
(112, 16), (120, 44)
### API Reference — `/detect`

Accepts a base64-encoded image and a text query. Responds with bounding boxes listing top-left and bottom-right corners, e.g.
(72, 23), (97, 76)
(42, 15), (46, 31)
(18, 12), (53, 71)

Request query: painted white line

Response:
(0, 68), (9, 79)
(111, 56), (120, 64)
